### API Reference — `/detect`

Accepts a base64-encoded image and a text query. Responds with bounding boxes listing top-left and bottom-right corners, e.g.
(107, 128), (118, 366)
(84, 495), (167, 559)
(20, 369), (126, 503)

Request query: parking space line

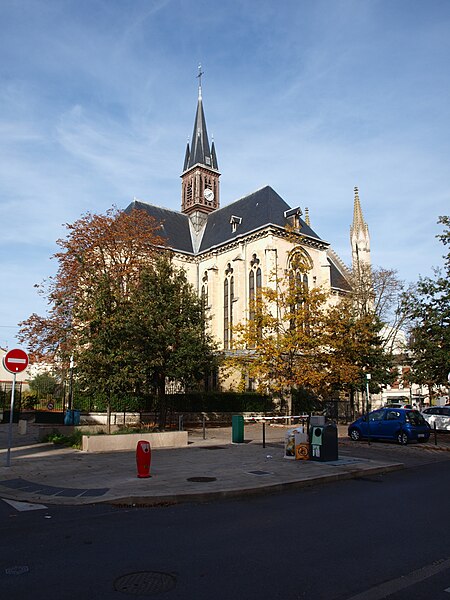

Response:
(346, 557), (450, 600)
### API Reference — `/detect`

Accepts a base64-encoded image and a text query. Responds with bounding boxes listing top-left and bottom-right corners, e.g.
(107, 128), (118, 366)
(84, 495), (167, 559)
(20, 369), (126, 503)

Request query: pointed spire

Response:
(182, 66), (217, 172)
(350, 186), (371, 270)
(351, 187), (367, 232)
(211, 139), (218, 170)
(304, 207), (310, 227)
(183, 139), (190, 172)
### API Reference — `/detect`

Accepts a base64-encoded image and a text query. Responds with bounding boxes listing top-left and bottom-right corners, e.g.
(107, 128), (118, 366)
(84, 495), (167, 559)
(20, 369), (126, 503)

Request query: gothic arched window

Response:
(248, 254), (262, 341)
(249, 254), (262, 322)
(224, 263), (234, 349)
(288, 250), (312, 329)
(201, 271), (209, 310)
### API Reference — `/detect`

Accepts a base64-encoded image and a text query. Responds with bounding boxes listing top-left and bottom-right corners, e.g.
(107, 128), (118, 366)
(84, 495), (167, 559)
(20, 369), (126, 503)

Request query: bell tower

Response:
(350, 186), (371, 273)
(181, 66), (220, 224)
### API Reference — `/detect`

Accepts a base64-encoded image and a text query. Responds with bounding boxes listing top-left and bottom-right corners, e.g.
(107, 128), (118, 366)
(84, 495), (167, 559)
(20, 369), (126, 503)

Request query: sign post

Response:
(3, 349), (29, 467)
(366, 373), (371, 446)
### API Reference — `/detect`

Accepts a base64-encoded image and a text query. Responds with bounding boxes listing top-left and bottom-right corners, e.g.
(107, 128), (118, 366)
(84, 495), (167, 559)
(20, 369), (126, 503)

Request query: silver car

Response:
(421, 406), (450, 431)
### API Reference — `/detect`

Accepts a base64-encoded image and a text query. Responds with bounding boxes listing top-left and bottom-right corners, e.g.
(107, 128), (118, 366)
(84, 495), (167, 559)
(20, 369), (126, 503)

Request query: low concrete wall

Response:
(82, 430), (188, 452)
(80, 412), (142, 426)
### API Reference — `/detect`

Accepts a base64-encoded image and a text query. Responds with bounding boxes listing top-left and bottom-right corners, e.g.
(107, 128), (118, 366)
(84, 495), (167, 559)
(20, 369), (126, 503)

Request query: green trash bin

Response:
(232, 415), (244, 443)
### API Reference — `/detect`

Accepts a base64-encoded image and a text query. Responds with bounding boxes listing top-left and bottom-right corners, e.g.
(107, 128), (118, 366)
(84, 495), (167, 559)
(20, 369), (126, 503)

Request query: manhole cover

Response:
(114, 571), (176, 595)
(5, 566), (29, 575)
(248, 470), (271, 476)
(186, 476), (217, 482)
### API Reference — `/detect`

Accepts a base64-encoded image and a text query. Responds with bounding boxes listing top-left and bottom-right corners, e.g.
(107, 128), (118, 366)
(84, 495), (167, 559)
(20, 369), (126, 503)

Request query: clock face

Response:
(204, 188), (214, 202)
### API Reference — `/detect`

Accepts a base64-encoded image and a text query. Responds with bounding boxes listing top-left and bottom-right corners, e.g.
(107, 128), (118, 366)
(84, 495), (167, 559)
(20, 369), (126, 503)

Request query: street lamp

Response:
(366, 374), (371, 446)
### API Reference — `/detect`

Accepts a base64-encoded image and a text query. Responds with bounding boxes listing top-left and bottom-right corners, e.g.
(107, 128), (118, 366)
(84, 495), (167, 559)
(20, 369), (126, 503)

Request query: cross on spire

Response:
(197, 63), (204, 98)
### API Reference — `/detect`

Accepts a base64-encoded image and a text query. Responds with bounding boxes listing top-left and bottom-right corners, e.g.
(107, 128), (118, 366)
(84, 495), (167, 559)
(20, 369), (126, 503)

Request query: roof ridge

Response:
(217, 185), (279, 211)
(327, 247), (351, 277)
(132, 199), (188, 216)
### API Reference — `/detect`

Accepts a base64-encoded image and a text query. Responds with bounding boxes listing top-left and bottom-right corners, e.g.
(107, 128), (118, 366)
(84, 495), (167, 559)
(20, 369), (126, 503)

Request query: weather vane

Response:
(197, 63), (204, 87)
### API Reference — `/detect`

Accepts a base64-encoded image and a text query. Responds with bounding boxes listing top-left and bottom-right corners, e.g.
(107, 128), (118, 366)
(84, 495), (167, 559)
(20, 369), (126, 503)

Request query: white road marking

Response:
(444, 587), (450, 593)
(2, 498), (48, 511)
(347, 557), (450, 599)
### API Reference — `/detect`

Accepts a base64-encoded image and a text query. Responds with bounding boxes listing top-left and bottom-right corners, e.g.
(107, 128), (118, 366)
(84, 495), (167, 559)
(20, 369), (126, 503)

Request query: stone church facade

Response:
(127, 76), (370, 357)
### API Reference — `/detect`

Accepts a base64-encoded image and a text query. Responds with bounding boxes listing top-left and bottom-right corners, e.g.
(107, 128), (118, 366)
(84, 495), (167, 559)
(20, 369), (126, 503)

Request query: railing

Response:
(244, 414), (310, 448)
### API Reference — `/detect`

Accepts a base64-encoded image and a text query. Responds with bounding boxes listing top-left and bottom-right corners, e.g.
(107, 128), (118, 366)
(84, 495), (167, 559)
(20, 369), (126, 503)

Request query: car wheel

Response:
(349, 428), (361, 441)
(397, 431), (408, 445)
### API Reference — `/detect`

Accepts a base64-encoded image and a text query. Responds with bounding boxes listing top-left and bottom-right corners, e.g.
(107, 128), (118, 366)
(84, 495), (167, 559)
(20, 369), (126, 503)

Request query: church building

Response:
(127, 73), (370, 355)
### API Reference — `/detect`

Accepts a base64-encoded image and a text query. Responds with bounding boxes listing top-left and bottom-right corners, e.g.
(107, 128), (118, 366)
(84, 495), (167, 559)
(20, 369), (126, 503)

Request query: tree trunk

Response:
(107, 399), (111, 434)
(349, 388), (355, 421)
(157, 373), (167, 429)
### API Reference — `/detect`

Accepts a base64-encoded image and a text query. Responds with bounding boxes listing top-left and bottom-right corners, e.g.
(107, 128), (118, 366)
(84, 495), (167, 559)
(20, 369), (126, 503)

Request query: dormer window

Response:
(230, 215), (242, 233)
(284, 207), (302, 230)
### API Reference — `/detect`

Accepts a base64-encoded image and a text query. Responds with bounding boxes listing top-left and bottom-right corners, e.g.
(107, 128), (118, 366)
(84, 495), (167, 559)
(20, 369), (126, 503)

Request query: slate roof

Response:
(199, 185), (322, 251)
(328, 259), (352, 292)
(127, 201), (193, 253)
(127, 186), (323, 255)
(126, 187), (350, 292)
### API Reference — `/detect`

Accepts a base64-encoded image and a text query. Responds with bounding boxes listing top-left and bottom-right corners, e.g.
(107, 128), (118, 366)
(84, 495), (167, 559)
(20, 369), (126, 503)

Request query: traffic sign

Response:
(3, 348), (29, 374)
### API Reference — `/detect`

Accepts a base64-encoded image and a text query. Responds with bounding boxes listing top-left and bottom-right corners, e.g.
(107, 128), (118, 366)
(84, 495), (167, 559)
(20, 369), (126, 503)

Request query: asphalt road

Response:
(1, 444), (449, 600)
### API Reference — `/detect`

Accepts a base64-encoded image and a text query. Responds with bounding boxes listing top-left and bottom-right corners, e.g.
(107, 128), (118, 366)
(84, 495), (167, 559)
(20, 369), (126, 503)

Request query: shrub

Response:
(42, 430), (83, 449)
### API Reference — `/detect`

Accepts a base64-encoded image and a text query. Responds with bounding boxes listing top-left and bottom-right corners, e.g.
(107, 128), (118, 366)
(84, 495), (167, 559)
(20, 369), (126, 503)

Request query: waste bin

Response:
(232, 415), (244, 443)
(64, 410), (81, 426)
(285, 426), (309, 460)
(310, 423), (338, 462)
(284, 428), (296, 459)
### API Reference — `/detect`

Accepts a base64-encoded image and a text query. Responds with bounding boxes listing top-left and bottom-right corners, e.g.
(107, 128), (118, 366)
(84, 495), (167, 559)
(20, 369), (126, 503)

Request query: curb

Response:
(0, 462), (404, 507)
(108, 463), (404, 507)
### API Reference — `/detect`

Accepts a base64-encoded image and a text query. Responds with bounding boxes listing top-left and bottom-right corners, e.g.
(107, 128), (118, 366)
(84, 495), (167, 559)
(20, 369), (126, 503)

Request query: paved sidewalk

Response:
(0, 423), (405, 507)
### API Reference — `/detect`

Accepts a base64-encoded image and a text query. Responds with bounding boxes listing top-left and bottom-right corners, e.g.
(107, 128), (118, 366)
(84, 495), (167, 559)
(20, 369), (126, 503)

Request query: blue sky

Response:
(1, 0), (449, 349)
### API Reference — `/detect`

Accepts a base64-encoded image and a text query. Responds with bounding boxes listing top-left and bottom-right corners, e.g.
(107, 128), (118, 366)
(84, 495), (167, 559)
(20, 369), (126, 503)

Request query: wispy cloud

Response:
(0, 0), (449, 346)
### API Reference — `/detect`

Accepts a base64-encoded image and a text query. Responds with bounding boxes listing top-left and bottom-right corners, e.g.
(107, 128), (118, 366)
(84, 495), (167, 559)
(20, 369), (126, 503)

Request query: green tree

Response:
(28, 372), (59, 399)
(71, 254), (218, 426)
(19, 208), (218, 426)
(127, 255), (219, 425)
(404, 216), (450, 396)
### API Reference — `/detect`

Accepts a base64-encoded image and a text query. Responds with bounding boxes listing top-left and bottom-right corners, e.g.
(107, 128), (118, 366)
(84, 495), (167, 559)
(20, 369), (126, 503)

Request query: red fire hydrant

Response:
(136, 440), (151, 478)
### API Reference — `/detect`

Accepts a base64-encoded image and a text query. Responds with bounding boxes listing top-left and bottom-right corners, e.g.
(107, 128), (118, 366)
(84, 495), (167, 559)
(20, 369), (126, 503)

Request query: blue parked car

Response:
(348, 408), (430, 445)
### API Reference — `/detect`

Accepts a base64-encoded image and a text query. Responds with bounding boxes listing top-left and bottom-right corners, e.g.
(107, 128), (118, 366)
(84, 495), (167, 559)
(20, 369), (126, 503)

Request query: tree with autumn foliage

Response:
(323, 296), (394, 414)
(229, 250), (393, 414)
(230, 280), (331, 410)
(19, 207), (218, 425)
(228, 249), (343, 411)
(19, 207), (164, 366)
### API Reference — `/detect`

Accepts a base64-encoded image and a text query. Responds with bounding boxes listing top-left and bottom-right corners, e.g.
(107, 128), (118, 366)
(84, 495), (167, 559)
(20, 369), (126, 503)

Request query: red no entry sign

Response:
(3, 348), (29, 374)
